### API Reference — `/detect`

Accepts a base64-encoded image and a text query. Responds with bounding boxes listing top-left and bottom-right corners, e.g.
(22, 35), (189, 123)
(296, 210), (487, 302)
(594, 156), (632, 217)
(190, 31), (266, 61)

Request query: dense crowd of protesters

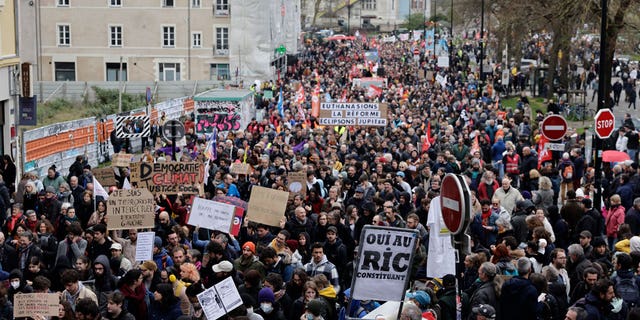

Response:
(0, 31), (639, 320)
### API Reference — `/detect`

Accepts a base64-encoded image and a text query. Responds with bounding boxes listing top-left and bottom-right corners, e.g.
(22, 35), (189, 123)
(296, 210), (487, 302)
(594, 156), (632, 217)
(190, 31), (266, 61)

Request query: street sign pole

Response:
(594, 0), (609, 212)
(171, 124), (177, 161)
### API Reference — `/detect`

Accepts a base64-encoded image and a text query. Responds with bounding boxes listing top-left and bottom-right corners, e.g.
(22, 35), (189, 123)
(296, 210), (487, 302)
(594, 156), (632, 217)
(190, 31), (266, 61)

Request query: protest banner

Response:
(130, 161), (203, 195)
(112, 153), (132, 167)
(14, 293), (60, 318)
(318, 102), (388, 127)
(197, 276), (243, 320)
(106, 188), (156, 230)
(350, 225), (418, 301)
(135, 231), (155, 261)
(247, 186), (288, 227)
(287, 171), (307, 197)
(230, 163), (252, 175)
(92, 167), (118, 187)
(213, 195), (248, 211)
(188, 197), (236, 233)
(230, 207), (244, 237)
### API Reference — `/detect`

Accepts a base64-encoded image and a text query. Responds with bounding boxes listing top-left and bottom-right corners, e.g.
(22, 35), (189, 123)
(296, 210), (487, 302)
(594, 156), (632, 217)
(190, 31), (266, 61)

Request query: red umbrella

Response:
(602, 150), (630, 162)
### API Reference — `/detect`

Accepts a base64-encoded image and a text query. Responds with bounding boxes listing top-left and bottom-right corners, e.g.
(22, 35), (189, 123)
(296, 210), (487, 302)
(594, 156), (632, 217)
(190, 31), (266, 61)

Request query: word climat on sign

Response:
(318, 102), (388, 126)
(130, 162), (203, 195)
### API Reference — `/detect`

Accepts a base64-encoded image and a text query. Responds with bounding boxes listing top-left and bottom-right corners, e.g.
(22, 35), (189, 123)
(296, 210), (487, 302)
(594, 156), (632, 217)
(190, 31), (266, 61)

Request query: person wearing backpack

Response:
(611, 253), (640, 308)
(557, 153), (575, 204)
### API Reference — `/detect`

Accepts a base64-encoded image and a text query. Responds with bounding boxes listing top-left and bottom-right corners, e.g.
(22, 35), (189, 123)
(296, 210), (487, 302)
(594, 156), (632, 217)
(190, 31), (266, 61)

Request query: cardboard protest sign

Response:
(319, 102), (388, 126)
(247, 186), (288, 227)
(130, 161), (203, 195)
(230, 163), (252, 175)
(112, 153), (132, 167)
(350, 226), (418, 301)
(106, 188), (156, 230)
(92, 167), (118, 187)
(188, 197), (236, 233)
(197, 276), (243, 320)
(135, 231), (155, 261)
(14, 293), (60, 318)
(287, 171), (307, 197)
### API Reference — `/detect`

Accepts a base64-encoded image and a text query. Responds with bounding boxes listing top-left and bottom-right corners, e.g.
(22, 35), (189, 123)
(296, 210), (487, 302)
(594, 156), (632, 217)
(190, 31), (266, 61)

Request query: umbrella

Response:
(602, 150), (630, 162)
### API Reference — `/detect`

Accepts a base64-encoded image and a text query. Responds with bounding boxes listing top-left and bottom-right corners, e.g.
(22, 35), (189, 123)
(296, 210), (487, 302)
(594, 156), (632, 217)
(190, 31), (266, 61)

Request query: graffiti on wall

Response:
(195, 101), (242, 133)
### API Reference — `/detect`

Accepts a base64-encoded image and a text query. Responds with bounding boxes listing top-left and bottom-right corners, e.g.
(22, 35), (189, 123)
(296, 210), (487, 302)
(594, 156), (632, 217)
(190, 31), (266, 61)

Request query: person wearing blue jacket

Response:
(500, 258), (539, 320)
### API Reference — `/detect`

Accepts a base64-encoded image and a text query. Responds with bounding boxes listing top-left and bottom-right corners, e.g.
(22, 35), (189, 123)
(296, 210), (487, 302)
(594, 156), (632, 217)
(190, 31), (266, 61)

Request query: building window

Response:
(109, 25), (123, 47)
(110, 0), (122, 7)
(210, 64), (230, 80)
(106, 63), (127, 81)
(215, 0), (229, 15)
(192, 32), (202, 48)
(55, 62), (76, 81)
(57, 0), (69, 6)
(162, 26), (175, 47)
(57, 24), (71, 46)
(191, 0), (200, 8)
(362, 0), (376, 10)
(159, 63), (180, 81)
(163, 0), (174, 7)
(215, 27), (228, 54)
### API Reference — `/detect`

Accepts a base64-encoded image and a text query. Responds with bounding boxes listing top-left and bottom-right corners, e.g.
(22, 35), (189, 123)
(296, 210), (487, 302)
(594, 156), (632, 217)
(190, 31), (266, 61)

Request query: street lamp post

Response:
(594, 0), (608, 211)
(479, 0), (485, 93)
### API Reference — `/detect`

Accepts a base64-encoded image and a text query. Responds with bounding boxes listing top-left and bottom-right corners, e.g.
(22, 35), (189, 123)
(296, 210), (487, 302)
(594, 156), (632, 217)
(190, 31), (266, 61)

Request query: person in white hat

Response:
(110, 242), (132, 274)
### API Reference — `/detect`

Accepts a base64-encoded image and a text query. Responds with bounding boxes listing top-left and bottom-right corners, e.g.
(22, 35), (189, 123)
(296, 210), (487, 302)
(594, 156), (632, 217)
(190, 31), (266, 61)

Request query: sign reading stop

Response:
(541, 115), (568, 141)
(440, 174), (471, 235)
(594, 109), (615, 139)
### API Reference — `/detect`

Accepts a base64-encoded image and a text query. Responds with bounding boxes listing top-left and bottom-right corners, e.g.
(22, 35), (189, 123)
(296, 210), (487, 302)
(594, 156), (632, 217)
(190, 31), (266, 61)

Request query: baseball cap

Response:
(327, 226), (338, 234)
(405, 290), (430, 307)
(580, 230), (592, 239)
(110, 243), (122, 251)
(212, 260), (233, 273)
(396, 171), (405, 178)
(472, 304), (496, 318)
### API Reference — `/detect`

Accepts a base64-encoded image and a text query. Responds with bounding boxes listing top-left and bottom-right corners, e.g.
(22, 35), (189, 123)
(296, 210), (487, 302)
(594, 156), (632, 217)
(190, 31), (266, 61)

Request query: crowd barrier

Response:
(22, 97), (193, 178)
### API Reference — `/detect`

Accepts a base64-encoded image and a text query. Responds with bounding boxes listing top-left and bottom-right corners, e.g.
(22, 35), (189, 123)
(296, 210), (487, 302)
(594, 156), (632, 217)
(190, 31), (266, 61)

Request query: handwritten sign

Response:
(93, 167), (118, 187)
(188, 197), (236, 233)
(319, 102), (388, 127)
(230, 163), (252, 175)
(247, 186), (289, 227)
(130, 161), (203, 195)
(106, 188), (156, 230)
(135, 231), (155, 261)
(287, 171), (307, 197)
(198, 276), (243, 320)
(112, 153), (132, 167)
(14, 293), (60, 318)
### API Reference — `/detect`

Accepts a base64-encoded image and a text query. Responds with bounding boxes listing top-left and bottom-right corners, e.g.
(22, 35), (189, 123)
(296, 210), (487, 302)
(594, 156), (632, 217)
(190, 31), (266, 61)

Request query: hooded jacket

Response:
(499, 276), (538, 320)
(92, 255), (117, 313)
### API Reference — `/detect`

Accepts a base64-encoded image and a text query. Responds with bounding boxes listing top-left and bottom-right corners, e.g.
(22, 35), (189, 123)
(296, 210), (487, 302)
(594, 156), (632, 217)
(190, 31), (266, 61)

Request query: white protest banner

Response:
(351, 226), (418, 301)
(247, 186), (289, 227)
(318, 102), (388, 127)
(14, 293), (60, 318)
(135, 231), (155, 261)
(106, 188), (156, 230)
(197, 276), (243, 320)
(188, 197), (236, 233)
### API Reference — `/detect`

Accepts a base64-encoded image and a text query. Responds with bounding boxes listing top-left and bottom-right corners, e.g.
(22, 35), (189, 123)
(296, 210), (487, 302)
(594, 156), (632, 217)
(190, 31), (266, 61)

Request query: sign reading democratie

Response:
(351, 226), (418, 301)
(318, 102), (388, 126)
(130, 161), (204, 195)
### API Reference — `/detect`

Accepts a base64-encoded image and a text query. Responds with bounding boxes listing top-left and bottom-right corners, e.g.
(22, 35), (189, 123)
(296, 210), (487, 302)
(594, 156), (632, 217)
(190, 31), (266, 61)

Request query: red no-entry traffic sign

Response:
(541, 115), (568, 141)
(440, 174), (471, 235)
(594, 109), (615, 139)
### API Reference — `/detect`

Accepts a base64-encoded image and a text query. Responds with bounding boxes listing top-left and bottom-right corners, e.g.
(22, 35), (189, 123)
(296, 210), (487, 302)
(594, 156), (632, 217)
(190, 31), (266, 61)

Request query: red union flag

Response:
(311, 84), (320, 117)
(537, 135), (552, 168)
(367, 85), (382, 98)
(295, 85), (305, 104)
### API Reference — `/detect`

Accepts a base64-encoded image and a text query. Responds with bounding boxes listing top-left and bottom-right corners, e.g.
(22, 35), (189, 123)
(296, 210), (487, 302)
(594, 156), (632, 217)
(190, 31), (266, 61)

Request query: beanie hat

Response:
(242, 241), (256, 254)
(258, 287), (275, 303)
(154, 236), (163, 248)
(306, 299), (324, 316)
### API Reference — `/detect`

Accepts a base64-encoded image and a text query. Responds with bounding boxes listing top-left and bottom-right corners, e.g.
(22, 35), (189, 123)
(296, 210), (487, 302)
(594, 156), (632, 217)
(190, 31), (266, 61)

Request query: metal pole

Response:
(347, 2), (351, 34)
(188, 0), (191, 80)
(450, 0), (454, 70)
(479, 0), (485, 93)
(172, 123), (177, 161)
(593, 0), (607, 211)
(118, 56), (123, 113)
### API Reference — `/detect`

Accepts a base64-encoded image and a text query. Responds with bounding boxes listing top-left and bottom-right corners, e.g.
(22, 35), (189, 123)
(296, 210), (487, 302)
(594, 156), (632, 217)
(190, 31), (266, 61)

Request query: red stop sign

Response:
(441, 174), (467, 235)
(594, 109), (615, 139)
(541, 115), (568, 141)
